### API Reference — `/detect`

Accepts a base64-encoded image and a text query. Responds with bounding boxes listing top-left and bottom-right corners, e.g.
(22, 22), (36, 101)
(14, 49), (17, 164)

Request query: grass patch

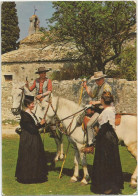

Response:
(2, 134), (137, 195)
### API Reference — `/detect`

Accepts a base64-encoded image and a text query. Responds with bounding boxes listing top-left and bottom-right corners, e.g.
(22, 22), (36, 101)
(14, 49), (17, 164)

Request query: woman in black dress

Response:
(91, 91), (124, 194)
(15, 95), (48, 183)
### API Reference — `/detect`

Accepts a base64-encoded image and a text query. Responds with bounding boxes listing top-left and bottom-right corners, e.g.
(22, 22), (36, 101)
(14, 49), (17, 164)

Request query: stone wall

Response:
(1, 78), (137, 121)
(52, 79), (137, 114)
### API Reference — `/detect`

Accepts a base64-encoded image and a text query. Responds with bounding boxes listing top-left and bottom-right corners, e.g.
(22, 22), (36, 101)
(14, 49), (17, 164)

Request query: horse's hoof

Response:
(70, 176), (78, 183)
(80, 182), (88, 186)
(130, 184), (137, 189)
(81, 178), (88, 185)
(54, 156), (59, 162)
(59, 155), (64, 160)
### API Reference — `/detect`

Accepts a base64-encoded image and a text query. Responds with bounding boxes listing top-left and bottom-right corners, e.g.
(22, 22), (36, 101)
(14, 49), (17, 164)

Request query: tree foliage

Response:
(48, 1), (136, 74)
(51, 61), (93, 81)
(107, 42), (136, 81)
(1, 2), (20, 54)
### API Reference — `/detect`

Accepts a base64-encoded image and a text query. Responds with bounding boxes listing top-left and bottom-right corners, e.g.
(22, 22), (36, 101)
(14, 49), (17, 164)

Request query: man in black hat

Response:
(81, 71), (112, 153)
(26, 67), (52, 101)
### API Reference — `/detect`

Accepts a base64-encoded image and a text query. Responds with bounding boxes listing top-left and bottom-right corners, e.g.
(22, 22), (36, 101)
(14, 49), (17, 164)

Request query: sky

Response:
(15, 1), (56, 40)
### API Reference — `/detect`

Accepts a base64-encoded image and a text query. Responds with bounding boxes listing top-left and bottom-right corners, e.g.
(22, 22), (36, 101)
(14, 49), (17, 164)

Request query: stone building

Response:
(1, 15), (137, 121)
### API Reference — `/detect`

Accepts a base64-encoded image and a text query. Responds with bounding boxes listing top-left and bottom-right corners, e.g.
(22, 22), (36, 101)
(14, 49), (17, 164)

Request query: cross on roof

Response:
(34, 6), (37, 15)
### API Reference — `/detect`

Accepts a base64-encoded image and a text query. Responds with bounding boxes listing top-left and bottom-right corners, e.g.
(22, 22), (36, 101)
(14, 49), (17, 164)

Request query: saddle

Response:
(82, 116), (91, 132)
(82, 113), (122, 132)
(115, 114), (121, 126)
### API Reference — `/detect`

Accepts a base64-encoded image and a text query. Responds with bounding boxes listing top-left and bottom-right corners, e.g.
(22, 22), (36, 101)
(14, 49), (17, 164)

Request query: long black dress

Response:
(91, 122), (124, 194)
(15, 111), (48, 184)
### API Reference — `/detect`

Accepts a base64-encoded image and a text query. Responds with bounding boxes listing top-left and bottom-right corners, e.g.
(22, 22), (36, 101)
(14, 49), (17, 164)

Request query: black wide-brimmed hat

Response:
(25, 95), (34, 102)
(35, 67), (52, 74)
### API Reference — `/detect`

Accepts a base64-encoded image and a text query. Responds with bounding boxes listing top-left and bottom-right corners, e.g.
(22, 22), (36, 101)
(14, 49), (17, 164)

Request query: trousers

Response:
(86, 112), (99, 145)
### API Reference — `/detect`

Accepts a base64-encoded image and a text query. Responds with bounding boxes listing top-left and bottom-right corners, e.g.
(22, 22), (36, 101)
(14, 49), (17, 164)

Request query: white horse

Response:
(11, 83), (137, 187)
(36, 96), (137, 187)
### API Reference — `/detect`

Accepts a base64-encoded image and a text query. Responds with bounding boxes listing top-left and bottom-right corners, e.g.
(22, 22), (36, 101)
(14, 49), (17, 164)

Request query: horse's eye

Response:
(18, 94), (21, 97)
(42, 107), (45, 110)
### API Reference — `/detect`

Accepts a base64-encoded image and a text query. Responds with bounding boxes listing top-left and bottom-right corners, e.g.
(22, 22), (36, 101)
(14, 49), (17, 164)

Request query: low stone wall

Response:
(1, 78), (137, 121)
(52, 78), (137, 114)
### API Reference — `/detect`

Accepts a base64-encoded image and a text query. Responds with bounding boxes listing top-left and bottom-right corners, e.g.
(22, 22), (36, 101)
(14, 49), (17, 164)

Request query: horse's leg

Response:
(54, 136), (62, 162)
(72, 143), (89, 185)
(58, 131), (64, 160)
(70, 148), (80, 182)
(49, 123), (63, 161)
(79, 151), (90, 185)
(60, 142), (64, 160)
(130, 166), (137, 188)
(127, 142), (137, 188)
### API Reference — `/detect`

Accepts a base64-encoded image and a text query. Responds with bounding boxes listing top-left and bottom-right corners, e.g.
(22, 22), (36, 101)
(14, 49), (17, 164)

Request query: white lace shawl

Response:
(98, 106), (115, 129)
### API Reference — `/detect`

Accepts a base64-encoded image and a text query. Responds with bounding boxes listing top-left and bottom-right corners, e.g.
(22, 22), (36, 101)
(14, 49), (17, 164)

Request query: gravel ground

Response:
(2, 125), (19, 137)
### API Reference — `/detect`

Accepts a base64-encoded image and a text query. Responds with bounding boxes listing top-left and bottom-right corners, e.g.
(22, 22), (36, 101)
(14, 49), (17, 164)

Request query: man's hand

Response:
(85, 104), (92, 109)
(36, 94), (43, 100)
(40, 119), (46, 125)
(82, 81), (87, 88)
(94, 125), (99, 135)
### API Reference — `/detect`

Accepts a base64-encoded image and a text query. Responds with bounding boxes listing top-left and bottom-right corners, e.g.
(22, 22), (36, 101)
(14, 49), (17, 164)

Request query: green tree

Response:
(107, 42), (136, 81)
(1, 2), (20, 54)
(48, 1), (136, 74)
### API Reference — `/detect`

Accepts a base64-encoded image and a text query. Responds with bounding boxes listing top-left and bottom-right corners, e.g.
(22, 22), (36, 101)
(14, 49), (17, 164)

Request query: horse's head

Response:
(11, 83), (32, 115)
(34, 96), (57, 123)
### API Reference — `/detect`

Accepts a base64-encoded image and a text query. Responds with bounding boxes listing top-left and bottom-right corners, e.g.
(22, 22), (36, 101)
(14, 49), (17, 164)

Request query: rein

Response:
(57, 107), (86, 123)
(116, 113), (137, 116)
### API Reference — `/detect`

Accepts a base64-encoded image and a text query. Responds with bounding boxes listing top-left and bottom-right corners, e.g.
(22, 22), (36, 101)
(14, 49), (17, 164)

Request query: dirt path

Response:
(2, 124), (19, 137)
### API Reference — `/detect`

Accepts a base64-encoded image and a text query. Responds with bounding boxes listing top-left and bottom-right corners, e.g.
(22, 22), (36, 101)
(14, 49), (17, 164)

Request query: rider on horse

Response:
(25, 67), (52, 102)
(25, 66), (55, 136)
(80, 71), (112, 153)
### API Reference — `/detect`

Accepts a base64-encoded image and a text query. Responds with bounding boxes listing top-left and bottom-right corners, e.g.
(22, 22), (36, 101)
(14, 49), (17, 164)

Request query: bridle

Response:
(43, 97), (86, 136)
(11, 87), (25, 115)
